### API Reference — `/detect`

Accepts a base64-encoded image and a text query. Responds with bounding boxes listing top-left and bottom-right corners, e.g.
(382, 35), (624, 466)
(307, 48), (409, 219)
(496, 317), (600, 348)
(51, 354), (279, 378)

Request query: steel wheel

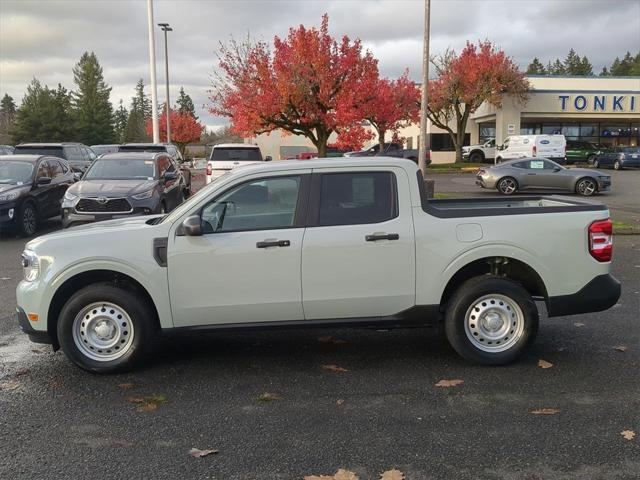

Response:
(464, 294), (525, 353)
(497, 177), (517, 195)
(20, 203), (37, 236)
(72, 302), (135, 362)
(576, 178), (597, 196)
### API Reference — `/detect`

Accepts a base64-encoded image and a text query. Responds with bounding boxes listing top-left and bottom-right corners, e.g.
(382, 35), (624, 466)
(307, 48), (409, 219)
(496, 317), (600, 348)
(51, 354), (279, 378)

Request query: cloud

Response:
(1, 0), (638, 126)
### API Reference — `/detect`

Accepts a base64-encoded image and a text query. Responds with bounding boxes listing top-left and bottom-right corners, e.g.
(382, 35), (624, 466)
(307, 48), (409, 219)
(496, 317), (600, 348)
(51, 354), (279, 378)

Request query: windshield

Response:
(0, 161), (34, 184)
(210, 147), (262, 161)
(160, 173), (229, 224)
(84, 158), (156, 180)
(14, 146), (63, 157)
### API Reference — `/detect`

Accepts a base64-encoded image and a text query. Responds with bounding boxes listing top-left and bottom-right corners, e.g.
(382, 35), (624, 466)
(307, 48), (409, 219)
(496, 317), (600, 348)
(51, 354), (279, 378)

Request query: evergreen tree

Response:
(71, 51), (115, 144)
(113, 99), (128, 143)
(0, 93), (17, 142)
(132, 79), (151, 118)
(124, 79), (151, 142)
(548, 59), (565, 75)
(563, 49), (582, 74)
(578, 55), (593, 75)
(599, 66), (610, 76)
(176, 87), (197, 118)
(11, 79), (74, 143)
(526, 57), (546, 75)
(629, 52), (640, 75)
(609, 51), (639, 76)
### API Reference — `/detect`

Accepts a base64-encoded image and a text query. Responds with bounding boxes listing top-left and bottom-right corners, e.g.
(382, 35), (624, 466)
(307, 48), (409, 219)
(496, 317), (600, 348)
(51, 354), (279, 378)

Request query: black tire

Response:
(57, 283), (158, 373)
(444, 276), (539, 365)
(469, 151), (484, 163)
(575, 177), (598, 196)
(587, 154), (597, 165)
(592, 159), (600, 168)
(17, 201), (38, 237)
(614, 160), (622, 170)
(497, 176), (518, 195)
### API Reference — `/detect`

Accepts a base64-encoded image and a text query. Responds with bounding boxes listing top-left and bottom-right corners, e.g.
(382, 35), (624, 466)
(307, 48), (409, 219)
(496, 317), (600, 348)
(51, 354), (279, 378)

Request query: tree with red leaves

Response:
(210, 15), (379, 157)
(146, 109), (203, 157)
(427, 40), (530, 162)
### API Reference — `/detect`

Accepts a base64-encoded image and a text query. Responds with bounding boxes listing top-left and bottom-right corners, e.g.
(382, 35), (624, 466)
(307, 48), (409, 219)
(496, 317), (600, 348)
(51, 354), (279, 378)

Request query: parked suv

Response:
(119, 143), (191, 195)
(13, 143), (97, 172)
(565, 140), (605, 164)
(206, 143), (270, 184)
(0, 155), (74, 235)
(62, 152), (186, 227)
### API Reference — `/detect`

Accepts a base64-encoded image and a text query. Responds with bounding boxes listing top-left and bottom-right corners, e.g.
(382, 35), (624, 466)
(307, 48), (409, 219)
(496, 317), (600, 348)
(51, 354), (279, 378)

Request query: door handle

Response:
(365, 233), (399, 242)
(256, 239), (290, 248)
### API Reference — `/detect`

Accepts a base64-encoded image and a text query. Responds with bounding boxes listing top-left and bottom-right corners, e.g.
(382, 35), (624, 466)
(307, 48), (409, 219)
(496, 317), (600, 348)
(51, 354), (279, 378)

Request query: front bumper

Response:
(597, 178), (611, 191)
(547, 274), (621, 317)
(62, 207), (155, 228)
(15, 306), (52, 345)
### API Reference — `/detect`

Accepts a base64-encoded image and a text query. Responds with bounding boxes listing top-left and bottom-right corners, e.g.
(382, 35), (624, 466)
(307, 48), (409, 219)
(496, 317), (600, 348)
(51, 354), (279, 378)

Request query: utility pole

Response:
(418, 0), (431, 176)
(158, 23), (173, 143)
(146, 0), (159, 143)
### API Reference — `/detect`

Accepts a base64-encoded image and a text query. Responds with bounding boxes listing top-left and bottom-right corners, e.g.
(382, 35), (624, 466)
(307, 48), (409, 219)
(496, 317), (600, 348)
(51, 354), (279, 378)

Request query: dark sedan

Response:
(593, 146), (640, 170)
(61, 152), (186, 227)
(0, 155), (74, 236)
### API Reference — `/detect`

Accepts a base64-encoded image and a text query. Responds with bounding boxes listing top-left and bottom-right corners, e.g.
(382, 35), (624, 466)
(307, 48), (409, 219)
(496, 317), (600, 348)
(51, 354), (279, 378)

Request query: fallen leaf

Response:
(257, 392), (282, 402)
(574, 322), (585, 327)
(620, 430), (636, 441)
(31, 348), (45, 354)
(336, 399), (345, 406)
(613, 345), (628, 352)
(15, 368), (30, 377)
(0, 380), (21, 391)
(530, 408), (560, 415)
(305, 470), (358, 480)
(127, 394), (167, 412)
(322, 364), (348, 373)
(380, 469), (405, 480)
(435, 379), (464, 388)
(189, 447), (219, 458)
(538, 359), (554, 369)
(118, 383), (136, 390)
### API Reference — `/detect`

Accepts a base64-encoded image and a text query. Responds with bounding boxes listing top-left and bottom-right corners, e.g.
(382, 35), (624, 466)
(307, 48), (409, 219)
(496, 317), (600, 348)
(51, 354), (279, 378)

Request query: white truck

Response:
(495, 135), (567, 164)
(205, 143), (271, 184)
(16, 158), (620, 373)
(462, 138), (496, 163)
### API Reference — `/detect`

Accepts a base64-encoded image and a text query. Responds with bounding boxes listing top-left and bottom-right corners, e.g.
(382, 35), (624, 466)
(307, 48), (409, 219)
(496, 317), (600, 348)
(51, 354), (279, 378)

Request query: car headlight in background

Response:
(64, 190), (78, 201)
(21, 250), (40, 282)
(131, 189), (154, 200)
(0, 188), (27, 202)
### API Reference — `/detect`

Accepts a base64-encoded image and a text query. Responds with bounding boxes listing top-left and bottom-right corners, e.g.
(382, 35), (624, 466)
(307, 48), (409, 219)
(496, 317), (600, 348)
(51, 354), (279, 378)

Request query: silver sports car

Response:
(476, 158), (611, 196)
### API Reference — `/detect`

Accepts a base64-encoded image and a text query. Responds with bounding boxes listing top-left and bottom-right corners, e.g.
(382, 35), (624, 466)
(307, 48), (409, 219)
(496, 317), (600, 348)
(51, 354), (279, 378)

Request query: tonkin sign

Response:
(558, 94), (638, 113)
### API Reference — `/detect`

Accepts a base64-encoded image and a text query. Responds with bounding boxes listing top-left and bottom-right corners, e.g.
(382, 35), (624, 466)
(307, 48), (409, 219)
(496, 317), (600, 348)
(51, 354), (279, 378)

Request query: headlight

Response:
(21, 250), (40, 282)
(64, 190), (78, 201)
(131, 189), (154, 200)
(0, 188), (26, 202)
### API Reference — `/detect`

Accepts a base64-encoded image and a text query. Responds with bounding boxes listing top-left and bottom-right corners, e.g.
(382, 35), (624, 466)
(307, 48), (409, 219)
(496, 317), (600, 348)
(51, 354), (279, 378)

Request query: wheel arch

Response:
(439, 256), (548, 310)
(469, 149), (485, 160)
(47, 269), (161, 350)
(574, 175), (599, 193)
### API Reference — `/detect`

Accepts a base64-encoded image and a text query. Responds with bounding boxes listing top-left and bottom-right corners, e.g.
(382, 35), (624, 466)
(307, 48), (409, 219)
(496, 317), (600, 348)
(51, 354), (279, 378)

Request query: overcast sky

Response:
(1, 0), (639, 129)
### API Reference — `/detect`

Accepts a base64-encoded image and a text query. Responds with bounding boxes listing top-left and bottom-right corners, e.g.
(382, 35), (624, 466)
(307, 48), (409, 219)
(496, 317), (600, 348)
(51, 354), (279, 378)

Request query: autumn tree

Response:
(146, 109), (203, 156)
(210, 15), (378, 157)
(427, 41), (530, 163)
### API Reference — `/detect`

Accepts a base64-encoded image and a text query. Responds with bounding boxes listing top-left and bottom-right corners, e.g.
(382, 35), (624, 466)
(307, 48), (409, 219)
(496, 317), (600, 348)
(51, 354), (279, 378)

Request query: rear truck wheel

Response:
(495, 156), (503, 164)
(57, 283), (157, 373)
(18, 202), (38, 237)
(592, 159), (600, 168)
(469, 151), (484, 163)
(445, 276), (539, 365)
(576, 177), (597, 196)
(614, 160), (622, 170)
(497, 177), (518, 195)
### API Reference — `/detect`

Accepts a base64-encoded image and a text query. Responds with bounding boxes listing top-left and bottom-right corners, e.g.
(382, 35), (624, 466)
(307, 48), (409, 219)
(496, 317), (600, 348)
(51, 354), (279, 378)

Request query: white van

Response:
(206, 144), (271, 184)
(495, 135), (566, 164)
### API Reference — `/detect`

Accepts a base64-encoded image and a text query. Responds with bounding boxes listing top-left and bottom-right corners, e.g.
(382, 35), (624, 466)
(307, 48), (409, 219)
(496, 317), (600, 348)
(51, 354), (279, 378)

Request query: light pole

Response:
(418, 0), (431, 176)
(158, 22), (172, 144)
(146, 0), (159, 143)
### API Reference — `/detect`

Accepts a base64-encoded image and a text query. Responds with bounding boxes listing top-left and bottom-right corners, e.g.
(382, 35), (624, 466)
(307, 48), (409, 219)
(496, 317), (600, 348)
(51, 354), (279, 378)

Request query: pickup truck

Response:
(462, 138), (496, 163)
(344, 142), (431, 165)
(16, 158), (621, 373)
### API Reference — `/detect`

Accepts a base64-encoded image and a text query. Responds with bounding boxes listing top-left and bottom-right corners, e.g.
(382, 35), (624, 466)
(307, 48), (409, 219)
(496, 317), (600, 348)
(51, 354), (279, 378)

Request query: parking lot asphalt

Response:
(429, 168), (640, 225)
(0, 209), (638, 479)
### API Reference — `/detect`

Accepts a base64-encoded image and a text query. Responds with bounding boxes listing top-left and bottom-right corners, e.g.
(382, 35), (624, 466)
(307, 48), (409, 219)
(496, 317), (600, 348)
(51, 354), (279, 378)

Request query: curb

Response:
(613, 227), (640, 235)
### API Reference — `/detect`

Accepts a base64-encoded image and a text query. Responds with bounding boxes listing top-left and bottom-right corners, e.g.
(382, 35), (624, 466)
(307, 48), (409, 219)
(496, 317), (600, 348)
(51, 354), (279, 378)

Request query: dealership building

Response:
(250, 76), (640, 163)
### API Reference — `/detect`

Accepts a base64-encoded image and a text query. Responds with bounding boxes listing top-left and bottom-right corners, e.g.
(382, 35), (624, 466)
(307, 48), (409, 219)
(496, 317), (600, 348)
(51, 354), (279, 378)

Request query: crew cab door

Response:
(167, 171), (310, 327)
(301, 167), (416, 319)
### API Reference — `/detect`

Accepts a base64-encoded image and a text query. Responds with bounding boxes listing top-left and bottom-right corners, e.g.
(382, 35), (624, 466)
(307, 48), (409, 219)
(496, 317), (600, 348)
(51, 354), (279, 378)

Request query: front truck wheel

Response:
(57, 283), (157, 373)
(444, 276), (539, 365)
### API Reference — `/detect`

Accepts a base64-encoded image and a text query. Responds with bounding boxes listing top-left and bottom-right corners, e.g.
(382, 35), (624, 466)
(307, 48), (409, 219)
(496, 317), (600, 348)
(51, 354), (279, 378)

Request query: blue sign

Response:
(558, 94), (637, 112)
(540, 139), (550, 144)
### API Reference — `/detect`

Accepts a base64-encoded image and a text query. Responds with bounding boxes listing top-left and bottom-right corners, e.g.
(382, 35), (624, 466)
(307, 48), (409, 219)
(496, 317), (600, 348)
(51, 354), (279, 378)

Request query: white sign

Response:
(507, 124), (516, 134)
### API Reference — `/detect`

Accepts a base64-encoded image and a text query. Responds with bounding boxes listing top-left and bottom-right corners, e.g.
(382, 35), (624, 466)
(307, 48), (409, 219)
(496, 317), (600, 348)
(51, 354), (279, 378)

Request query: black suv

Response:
(119, 143), (191, 195)
(14, 143), (97, 172)
(0, 155), (75, 236)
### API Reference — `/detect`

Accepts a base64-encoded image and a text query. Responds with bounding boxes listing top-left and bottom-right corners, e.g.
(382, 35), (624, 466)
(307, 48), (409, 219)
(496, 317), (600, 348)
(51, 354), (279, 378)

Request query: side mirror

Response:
(553, 166), (561, 172)
(181, 215), (202, 236)
(73, 172), (83, 182)
(264, 156), (272, 162)
(37, 176), (52, 185)
(163, 171), (178, 181)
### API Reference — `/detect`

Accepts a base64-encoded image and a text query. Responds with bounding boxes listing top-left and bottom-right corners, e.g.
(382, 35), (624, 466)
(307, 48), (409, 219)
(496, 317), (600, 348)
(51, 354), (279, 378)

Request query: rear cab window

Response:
(210, 148), (262, 161)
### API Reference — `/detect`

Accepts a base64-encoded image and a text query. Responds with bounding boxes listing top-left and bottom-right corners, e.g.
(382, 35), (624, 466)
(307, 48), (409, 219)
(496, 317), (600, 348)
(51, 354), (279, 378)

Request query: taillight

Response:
(588, 219), (613, 262)
(532, 145), (537, 157)
(206, 163), (212, 176)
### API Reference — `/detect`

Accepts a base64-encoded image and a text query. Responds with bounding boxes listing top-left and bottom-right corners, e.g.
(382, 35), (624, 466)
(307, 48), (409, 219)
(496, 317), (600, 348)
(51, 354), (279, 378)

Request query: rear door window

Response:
(63, 146), (83, 162)
(317, 172), (397, 226)
(49, 160), (64, 178)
